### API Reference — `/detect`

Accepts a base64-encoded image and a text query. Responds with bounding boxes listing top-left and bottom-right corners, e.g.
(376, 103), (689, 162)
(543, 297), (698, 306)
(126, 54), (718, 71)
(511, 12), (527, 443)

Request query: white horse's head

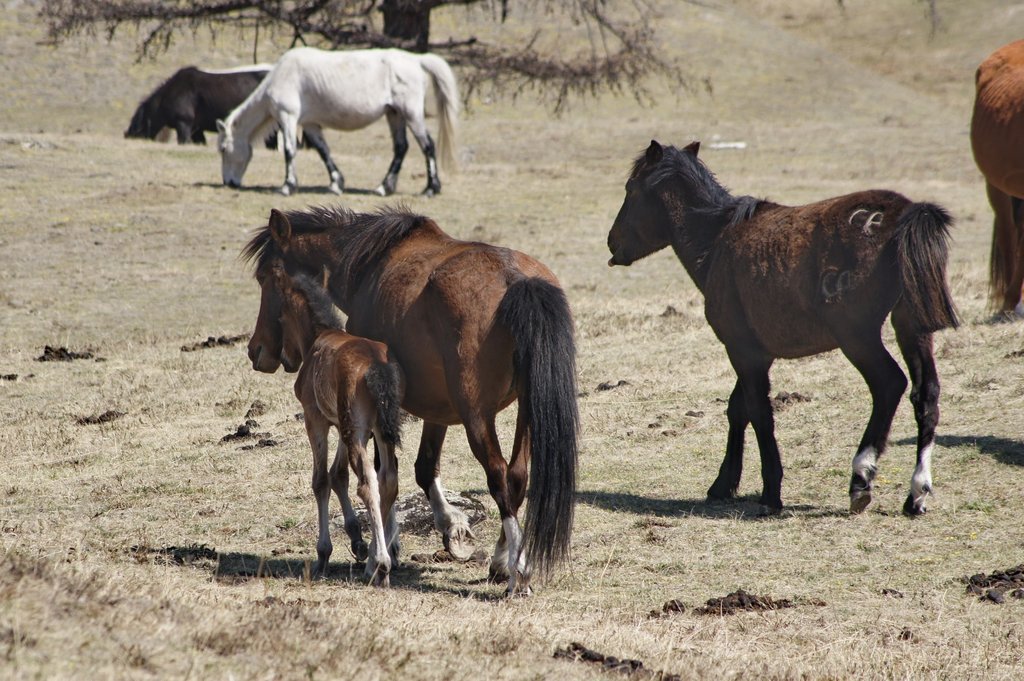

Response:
(216, 119), (252, 188)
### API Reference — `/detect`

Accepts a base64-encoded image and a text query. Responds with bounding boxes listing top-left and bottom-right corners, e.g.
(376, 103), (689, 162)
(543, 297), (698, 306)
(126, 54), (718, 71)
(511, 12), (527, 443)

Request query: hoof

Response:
(421, 187), (438, 197)
(328, 183), (343, 195)
(488, 562), (510, 584)
(278, 184), (294, 196)
(902, 494), (928, 517)
(351, 539), (369, 562)
(312, 560), (329, 578)
(707, 482), (738, 501)
(506, 573), (532, 597)
(757, 504), (783, 517)
(850, 491), (873, 515)
(443, 526), (476, 562)
(373, 184), (389, 197)
(758, 494), (783, 513)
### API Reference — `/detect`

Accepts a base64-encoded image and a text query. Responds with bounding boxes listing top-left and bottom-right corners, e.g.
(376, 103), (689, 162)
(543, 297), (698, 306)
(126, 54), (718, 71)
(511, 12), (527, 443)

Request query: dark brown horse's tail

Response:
(896, 202), (960, 332)
(365, 360), (403, 449)
(496, 277), (579, 580)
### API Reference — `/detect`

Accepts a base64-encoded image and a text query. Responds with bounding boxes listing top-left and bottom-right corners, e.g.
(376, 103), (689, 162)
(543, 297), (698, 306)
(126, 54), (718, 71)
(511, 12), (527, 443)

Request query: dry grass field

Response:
(2, 0), (1024, 678)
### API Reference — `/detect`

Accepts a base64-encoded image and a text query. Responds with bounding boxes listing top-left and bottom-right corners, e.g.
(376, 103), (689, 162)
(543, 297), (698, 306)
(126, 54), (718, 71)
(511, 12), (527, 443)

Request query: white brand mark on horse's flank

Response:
(849, 208), (884, 235)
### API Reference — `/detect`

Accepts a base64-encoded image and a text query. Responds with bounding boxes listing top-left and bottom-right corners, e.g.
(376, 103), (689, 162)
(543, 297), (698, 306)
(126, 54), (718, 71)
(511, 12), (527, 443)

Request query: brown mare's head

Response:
(607, 140), (700, 267)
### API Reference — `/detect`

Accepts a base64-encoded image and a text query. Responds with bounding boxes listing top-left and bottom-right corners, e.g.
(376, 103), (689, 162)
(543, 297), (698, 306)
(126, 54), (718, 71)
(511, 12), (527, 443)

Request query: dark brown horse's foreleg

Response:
(841, 335), (908, 514)
(732, 358), (783, 511)
(303, 410), (335, 576)
(893, 307), (941, 516)
(708, 380), (748, 500)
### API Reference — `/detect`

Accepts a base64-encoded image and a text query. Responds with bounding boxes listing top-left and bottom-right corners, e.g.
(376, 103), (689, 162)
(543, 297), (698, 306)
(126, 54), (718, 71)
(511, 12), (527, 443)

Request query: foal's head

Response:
(607, 140), (701, 266)
(216, 118), (252, 188)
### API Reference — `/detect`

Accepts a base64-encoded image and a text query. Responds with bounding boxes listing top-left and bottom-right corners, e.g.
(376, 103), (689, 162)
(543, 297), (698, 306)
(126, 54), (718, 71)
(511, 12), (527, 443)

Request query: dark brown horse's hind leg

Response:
(488, 406), (531, 583)
(707, 379), (748, 501)
(892, 305), (941, 516)
(840, 334), (908, 514)
(727, 353), (783, 512)
(413, 422), (476, 559)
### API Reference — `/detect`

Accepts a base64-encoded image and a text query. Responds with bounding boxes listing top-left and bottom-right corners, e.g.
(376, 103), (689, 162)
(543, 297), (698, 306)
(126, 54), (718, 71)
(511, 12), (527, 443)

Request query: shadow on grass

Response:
(130, 544), (509, 600)
(894, 433), (1024, 467)
(575, 490), (835, 520)
(191, 181), (384, 196)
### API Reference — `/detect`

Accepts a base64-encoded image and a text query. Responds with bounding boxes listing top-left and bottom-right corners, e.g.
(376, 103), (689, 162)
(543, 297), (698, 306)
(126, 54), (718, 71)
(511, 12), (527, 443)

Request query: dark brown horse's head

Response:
(607, 140), (700, 267)
(246, 210), (308, 373)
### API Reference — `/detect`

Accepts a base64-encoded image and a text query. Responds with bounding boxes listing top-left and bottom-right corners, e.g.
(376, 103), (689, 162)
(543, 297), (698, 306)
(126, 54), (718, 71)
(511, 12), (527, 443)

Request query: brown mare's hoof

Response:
(351, 540), (369, 562)
(850, 492), (873, 515)
(902, 494), (928, 517)
(443, 527), (476, 562)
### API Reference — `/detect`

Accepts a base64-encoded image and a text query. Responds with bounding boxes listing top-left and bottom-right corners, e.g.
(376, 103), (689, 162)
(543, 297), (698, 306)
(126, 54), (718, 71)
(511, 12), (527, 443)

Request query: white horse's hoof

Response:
(328, 183), (343, 195)
(373, 184), (388, 197)
(278, 185), (292, 196)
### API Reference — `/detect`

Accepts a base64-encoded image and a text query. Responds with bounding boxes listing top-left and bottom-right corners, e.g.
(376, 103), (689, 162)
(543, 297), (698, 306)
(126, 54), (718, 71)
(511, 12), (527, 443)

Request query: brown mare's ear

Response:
(684, 140), (701, 156)
(268, 209), (292, 251)
(646, 140), (663, 164)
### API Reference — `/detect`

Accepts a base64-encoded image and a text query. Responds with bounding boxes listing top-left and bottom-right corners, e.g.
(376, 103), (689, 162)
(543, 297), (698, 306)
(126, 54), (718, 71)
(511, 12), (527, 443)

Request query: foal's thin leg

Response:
(840, 334), (908, 514)
(302, 124), (344, 195)
(707, 379), (748, 500)
(728, 353), (783, 511)
(490, 406), (531, 582)
(414, 422), (475, 559)
(303, 410), (334, 576)
(329, 437), (367, 561)
(893, 306), (941, 515)
(375, 109), (409, 197)
(348, 430), (391, 587)
(277, 113), (301, 196)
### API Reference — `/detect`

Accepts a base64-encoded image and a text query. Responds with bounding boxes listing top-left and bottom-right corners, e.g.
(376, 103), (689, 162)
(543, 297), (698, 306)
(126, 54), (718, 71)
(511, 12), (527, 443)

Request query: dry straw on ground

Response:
(2, 1), (1023, 679)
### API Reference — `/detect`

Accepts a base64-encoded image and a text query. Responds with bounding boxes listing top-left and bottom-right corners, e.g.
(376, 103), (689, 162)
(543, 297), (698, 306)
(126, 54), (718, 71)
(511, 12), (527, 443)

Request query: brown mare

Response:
(244, 207), (579, 594)
(971, 39), (1024, 317)
(250, 254), (405, 584)
(607, 141), (959, 515)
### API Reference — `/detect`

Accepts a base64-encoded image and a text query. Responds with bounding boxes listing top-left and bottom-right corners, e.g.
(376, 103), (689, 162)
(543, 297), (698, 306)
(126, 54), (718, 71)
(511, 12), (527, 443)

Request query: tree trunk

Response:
(380, 0), (431, 52)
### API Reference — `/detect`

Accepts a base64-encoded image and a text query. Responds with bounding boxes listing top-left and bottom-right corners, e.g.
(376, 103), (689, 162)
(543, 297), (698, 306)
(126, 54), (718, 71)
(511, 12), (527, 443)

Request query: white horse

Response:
(216, 47), (458, 196)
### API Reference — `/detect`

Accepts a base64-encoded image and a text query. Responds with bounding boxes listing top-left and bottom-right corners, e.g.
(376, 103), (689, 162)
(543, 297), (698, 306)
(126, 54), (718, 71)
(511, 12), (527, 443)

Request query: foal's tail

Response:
(418, 53), (459, 173)
(365, 360), (404, 449)
(496, 277), (579, 580)
(896, 202), (960, 332)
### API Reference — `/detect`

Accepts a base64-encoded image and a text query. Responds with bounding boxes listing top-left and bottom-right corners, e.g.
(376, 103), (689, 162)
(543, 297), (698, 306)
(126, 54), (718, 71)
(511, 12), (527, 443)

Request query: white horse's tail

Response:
(418, 53), (459, 173)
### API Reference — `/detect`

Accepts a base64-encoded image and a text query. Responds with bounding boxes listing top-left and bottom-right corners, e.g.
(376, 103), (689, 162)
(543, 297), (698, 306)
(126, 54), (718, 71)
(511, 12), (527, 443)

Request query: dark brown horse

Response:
(253, 261), (404, 585)
(244, 207), (579, 594)
(607, 141), (958, 515)
(971, 39), (1024, 317)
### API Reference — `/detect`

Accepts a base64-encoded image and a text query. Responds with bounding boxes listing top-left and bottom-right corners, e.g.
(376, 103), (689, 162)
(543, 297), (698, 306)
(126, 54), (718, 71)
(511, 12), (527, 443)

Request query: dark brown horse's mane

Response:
(639, 145), (763, 286)
(244, 205), (431, 291)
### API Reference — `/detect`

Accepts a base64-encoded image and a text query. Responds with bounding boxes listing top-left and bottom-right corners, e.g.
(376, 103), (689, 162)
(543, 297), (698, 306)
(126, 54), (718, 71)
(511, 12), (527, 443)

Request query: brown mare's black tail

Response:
(365, 361), (403, 448)
(897, 202), (960, 332)
(496, 277), (579, 580)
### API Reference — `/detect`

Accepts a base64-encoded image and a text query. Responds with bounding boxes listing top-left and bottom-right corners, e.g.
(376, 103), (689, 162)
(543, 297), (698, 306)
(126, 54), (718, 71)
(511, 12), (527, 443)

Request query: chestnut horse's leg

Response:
(375, 109), (409, 197)
(728, 354), (783, 511)
(892, 306), (941, 516)
(707, 379), (748, 500)
(347, 427), (391, 587)
(490, 406), (531, 582)
(301, 124), (344, 195)
(303, 409), (335, 577)
(840, 334), (908, 515)
(328, 437), (367, 562)
(986, 182), (1024, 314)
(413, 422), (475, 560)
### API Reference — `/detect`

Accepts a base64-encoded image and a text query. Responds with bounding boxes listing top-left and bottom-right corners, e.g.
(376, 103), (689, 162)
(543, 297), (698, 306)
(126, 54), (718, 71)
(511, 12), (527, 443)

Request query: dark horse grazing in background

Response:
(971, 39), (1024, 318)
(244, 207), (579, 594)
(125, 65), (272, 145)
(608, 141), (958, 516)
(253, 262), (404, 585)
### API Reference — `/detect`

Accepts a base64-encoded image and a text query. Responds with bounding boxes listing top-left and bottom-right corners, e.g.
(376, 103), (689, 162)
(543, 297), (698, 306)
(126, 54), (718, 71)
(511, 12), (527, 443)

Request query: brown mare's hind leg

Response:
(986, 182), (1024, 314)
(727, 354), (783, 511)
(707, 379), (748, 500)
(840, 332), (908, 514)
(489, 406), (531, 583)
(414, 422), (476, 560)
(892, 304), (941, 515)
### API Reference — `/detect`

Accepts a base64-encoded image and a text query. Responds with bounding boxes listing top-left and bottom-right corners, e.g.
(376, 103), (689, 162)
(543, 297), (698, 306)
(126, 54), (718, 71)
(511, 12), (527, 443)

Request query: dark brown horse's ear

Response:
(268, 209), (292, 250)
(646, 140), (663, 164)
(684, 141), (701, 156)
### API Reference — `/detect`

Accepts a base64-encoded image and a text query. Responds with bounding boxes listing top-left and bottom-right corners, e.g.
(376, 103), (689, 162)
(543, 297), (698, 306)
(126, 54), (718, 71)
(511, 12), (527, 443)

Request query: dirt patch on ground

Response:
(219, 419), (269, 444)
(649, 589), (825, 618)
(771, 391), (812, 410)
(963, 565), (1024, 603)
(35, 346), (100, 362)
(76, 410), (126, 425)
(597, 379), (631, 391)
(180, 333), (249, 352)
(554, 642), (681, 680)
(130, 544), (218, 566)
(409, 548), (489, 565)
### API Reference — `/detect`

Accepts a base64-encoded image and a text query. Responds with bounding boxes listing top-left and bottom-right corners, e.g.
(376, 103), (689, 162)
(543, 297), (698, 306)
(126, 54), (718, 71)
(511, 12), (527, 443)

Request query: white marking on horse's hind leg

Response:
(385, 506), (400, 566)
(427, 478), (475, 560)
(1014, 301), (1024, 318)
(489, 526), (510, 582)
(502, 517), (531, 596)
(849, 446), (879, 514)
(908, 442), (934, 514)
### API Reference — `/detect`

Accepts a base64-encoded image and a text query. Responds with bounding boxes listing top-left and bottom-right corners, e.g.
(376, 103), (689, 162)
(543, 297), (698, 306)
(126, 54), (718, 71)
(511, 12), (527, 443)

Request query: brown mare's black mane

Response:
(639, 145), (762, 287)
(243, 205), (431, 292)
